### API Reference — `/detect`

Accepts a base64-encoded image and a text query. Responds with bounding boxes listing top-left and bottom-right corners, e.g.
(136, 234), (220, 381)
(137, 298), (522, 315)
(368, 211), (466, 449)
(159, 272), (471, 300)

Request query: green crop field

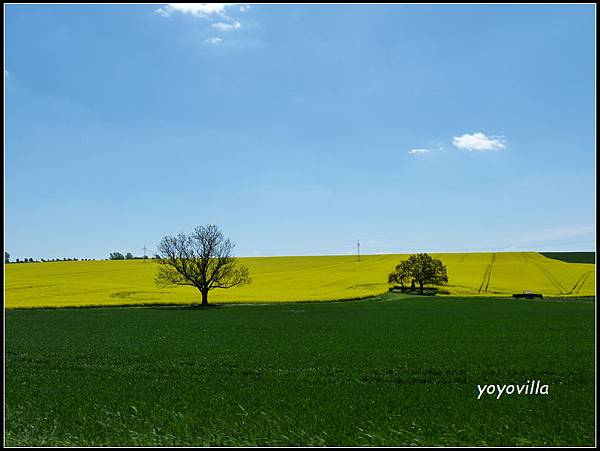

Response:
(4, 252), (596, 308)
(540, 252), (596, 264)
(4, 293), (595, 446)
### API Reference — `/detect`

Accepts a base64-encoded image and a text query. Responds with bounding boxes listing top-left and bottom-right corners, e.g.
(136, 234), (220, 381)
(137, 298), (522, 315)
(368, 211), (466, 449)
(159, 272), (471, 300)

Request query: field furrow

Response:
(521, 253), (568, 295)
(571, 271), (593, 295)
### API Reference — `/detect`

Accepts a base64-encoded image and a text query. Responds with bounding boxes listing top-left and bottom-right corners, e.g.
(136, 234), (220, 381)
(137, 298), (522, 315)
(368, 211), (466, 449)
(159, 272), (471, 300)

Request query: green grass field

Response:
(5, 293), (595, 446)
(540, 251), (596, 264)
(4, 252), (596, 308)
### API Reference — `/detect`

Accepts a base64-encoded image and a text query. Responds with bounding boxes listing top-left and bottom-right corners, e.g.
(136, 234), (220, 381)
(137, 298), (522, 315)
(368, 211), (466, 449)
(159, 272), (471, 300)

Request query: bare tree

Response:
(155, 225), (251, 306)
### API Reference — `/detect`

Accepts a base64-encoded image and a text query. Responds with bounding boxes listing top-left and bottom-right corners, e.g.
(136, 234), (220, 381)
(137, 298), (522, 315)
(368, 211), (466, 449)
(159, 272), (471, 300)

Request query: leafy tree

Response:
(407, 253), (448, 294)
(126, 252), (134, 260)
(388, 260), (412, 289)
(109, 252), (125, 260)
(5, 251), (10, 263)
(388, 253), (448, 294)
(155, 225), (251, 306)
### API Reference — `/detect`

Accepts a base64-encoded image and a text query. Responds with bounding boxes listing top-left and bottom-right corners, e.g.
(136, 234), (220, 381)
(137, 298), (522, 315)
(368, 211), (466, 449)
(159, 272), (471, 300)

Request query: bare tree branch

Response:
(155, 225), (251, 306)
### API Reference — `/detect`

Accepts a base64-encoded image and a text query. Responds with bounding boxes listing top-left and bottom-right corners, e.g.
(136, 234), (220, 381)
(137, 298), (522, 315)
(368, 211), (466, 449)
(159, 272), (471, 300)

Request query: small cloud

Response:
(155, 3), (232, 18)
(205, 37), (224, 44)
(452, 132), (506, 152)
(4, 70), (9, 79)
(212, 21), (241, 31)
(408, 148), (432, 155)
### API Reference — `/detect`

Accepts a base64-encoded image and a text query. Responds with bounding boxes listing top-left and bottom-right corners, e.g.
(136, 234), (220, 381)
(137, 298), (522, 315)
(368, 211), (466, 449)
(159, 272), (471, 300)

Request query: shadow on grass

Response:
(147, 303), (223, 311)
(5, 292), (594, 312)
(388, 286), (449, 296)
(5, 301), (220, 312)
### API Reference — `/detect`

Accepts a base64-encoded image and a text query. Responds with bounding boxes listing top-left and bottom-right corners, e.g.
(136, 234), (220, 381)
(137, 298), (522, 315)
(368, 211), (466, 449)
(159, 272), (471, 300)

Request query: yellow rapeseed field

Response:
(4, 252), (595, 308)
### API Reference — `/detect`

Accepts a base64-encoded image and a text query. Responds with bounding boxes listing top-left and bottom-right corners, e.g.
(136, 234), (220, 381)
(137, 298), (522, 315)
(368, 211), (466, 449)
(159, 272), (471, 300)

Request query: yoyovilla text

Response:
(477, 380), (549, 400)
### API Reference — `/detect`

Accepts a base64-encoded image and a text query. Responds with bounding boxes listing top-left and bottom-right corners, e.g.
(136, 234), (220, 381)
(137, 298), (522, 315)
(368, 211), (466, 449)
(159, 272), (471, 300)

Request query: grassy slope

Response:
(5, 293), (595, 446)
(4, 252), (596, 308)
(541, 252), (596, 264)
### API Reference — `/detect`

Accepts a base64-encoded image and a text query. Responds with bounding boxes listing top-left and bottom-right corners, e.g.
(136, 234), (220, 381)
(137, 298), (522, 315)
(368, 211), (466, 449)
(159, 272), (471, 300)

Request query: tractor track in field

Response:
(478, 253), (496, 294)
(568, 271), (593, 295)
(522, 253), (567, 295)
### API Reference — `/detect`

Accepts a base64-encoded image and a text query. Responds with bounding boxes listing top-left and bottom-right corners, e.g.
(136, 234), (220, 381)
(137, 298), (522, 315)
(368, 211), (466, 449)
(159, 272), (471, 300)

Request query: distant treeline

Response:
(5, 257), (95, 263)
(109, 252), (149, 260)
(541, 252), (596, 264)
(4, 250), (150, 264)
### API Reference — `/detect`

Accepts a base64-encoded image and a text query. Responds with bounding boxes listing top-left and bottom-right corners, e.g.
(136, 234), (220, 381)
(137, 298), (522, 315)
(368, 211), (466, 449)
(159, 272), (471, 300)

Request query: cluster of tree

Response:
(19, 258), (86, 263)
(40, 258), (93, 262)
(155, 225), (251, 306)
(4, 253), (95, 263)
(388, 253), (448, 294)
(108, 252), (143, 260)
(13, 257), (38, 263)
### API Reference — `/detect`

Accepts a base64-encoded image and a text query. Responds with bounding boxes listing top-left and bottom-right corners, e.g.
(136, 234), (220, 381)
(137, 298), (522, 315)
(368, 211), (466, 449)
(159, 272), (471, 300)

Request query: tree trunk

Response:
(419, 282), (424, 294)
(201, 289), (209, 306)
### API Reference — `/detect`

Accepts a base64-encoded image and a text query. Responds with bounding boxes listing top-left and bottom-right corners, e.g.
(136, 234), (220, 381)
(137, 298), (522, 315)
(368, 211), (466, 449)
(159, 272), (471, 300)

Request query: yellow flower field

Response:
(4, 252), (595, 308)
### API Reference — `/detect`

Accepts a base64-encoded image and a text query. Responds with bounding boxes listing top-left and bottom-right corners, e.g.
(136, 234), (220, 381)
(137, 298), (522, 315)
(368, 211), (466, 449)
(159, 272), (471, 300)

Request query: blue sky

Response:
(4, 4), (596, 260)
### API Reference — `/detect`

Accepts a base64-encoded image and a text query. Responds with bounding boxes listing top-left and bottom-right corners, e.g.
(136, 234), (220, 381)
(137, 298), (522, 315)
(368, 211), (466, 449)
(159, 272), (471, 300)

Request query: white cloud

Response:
(155, 3), (232, 18)
(205, 37), (224, 44)
(408, 148), (432, 155)
(212, 21), (241, 31)
(452, 132), (506, 152)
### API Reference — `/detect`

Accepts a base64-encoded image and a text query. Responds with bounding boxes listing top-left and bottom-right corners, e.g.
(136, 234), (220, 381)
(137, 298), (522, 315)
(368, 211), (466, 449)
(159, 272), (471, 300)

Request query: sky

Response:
(4, 4), (596, 260)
